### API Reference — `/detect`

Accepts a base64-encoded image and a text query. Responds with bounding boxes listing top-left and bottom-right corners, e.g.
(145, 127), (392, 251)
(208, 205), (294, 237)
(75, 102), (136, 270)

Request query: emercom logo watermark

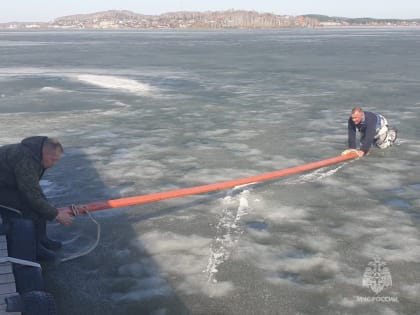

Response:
(354, 256), (399, 303)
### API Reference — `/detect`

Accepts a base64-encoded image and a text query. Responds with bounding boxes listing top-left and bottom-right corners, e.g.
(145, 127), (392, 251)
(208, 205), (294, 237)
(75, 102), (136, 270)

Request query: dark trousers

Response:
(0, 188), (49, 242)
(1, 210), (48, 239)
(1, 188), (53, 263)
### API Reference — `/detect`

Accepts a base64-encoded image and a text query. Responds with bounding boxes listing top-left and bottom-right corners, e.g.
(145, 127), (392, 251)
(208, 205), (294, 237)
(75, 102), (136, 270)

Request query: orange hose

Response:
(59, 152), (358, 215)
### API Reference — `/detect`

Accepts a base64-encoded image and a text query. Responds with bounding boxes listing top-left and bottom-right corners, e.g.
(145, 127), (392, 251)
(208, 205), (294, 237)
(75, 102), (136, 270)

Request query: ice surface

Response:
(2, 29), (419, 315)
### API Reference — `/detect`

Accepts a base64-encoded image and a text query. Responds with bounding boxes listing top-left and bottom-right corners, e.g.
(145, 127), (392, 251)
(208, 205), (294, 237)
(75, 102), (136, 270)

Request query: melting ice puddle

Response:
(387, 199), (411, 208)
(409, 183), (420, 190)
(388, 187), (405, 194)
(285, 249), (313, 259)
(277, 272), (302, 283)
(246, 221), (268, 230)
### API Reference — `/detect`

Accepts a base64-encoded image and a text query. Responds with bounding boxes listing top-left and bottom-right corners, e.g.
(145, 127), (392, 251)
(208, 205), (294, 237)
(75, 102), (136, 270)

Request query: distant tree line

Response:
(303, 14), (420, 24)
(1, 10), (419, 30)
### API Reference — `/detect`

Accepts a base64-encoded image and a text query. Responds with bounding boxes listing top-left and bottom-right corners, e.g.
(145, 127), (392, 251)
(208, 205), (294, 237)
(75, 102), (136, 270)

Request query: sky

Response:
(1, 0), (420, 23)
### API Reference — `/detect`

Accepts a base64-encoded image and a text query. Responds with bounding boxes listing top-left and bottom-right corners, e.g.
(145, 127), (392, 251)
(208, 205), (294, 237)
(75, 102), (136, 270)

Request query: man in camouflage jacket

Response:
(0, 136), (73, 260)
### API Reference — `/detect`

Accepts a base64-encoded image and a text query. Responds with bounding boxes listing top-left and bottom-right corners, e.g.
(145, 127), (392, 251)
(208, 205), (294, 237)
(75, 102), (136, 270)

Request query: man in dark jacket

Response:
(342, 106), (398, 157)
(0, 136), (73, 261)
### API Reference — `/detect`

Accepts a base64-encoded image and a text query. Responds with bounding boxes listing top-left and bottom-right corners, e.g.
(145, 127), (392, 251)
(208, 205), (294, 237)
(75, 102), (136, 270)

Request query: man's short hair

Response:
(351, 106), (363, 114)
(43, 137), (64, 154)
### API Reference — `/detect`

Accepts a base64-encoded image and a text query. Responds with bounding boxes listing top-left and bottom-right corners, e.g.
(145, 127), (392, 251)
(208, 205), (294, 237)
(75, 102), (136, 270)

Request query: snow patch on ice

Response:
(133, 230), (234, 297)
(76, 74), (153, 95)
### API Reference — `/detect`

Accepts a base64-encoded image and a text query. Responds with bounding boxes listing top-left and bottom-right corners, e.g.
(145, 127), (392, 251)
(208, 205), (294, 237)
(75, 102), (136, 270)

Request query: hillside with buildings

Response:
(1, 10), (419, 30)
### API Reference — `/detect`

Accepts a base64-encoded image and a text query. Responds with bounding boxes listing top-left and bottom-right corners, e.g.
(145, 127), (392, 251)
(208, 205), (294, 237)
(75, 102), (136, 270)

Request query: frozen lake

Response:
(0, 28), (420, 314)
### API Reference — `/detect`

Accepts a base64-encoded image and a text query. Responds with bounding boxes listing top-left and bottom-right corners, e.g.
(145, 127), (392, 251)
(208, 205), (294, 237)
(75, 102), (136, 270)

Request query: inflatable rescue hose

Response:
(59, 152), (358, 215)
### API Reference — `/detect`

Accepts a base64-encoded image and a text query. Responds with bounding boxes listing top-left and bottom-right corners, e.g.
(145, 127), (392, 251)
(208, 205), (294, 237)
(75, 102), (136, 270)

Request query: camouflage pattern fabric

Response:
(0, 136), (58, 221)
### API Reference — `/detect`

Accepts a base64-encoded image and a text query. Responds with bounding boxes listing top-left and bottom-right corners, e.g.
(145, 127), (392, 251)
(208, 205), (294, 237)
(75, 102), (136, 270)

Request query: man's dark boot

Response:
(36, 244), (57, 262)
(40, 237), (62, 251)
(36, 218), (62, 251)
